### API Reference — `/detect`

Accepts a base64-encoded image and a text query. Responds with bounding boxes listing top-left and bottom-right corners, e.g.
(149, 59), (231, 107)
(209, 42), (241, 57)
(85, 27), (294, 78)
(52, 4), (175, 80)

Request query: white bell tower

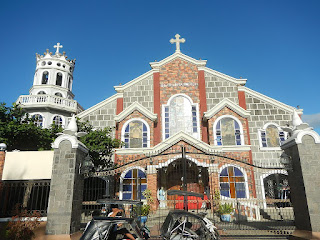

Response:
(17, 43), (83, 128)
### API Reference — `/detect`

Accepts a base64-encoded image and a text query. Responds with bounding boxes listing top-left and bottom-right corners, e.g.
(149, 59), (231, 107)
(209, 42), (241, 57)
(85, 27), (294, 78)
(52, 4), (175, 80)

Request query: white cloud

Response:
(302, 113), (320, 129)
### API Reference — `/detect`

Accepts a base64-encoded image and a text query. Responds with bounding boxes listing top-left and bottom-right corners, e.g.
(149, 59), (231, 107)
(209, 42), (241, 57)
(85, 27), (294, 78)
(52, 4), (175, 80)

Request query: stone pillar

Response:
(281, 123), (320, 239)
(46, 116), (88, 237)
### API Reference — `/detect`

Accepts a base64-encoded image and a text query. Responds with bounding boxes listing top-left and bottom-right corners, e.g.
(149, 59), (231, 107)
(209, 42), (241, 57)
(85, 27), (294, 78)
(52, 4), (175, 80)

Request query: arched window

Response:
(259, 123), (286, 148)
(53, 115), (63, 126)
(32, 114), (43, 127)
(163, 94), (199, 139)
(67, 78), (72, 90)
(37, 91), (46, 95)
(56, 72), (62, 86)
(42, 71), (49, 84)
(214, 116), (244, 146)
(220, 166), (246, 198)
(121, 168), (147, 200)
(122, 119), (149, 148)
(54, 92), (63, 97)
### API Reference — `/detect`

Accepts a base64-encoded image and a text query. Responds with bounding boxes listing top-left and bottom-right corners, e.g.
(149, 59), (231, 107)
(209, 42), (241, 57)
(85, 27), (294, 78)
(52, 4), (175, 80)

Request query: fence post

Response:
(281, 114), (320, 239)
(46, 116), (88, 236)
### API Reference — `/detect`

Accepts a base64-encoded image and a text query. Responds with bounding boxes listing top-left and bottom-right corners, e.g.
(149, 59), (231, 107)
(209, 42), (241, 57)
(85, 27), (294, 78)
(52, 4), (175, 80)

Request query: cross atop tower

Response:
(54, 43), (63, 54)
(170, 34), (185, 53)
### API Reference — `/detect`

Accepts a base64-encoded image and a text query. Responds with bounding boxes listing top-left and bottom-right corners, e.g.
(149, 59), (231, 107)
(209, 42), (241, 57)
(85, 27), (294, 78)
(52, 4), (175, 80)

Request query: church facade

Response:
(77, 34), (298, 208)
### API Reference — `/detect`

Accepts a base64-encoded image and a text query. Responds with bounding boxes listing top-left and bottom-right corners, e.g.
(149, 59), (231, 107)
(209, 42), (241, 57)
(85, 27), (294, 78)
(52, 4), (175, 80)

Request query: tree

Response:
(0, 103), (62, 151)
(78, 119), (122, 170)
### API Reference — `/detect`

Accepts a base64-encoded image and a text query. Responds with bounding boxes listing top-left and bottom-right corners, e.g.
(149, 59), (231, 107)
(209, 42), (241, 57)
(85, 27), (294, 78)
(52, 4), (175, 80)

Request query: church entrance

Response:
(158, 158), (209, 209)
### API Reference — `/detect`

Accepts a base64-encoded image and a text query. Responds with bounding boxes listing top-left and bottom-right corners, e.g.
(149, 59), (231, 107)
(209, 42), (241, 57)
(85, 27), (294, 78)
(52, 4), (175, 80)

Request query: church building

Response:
(76, 34), (299, 209)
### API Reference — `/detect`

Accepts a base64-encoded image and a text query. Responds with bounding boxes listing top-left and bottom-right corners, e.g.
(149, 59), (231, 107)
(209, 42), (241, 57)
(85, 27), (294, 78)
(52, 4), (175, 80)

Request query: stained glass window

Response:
(216, 117), (242, 145)
(124, 120), (148, 148)
(164, 95), (198, 139)
(260, 125), (286, 148)
(220, 166), (246, 198)
(122, 169), (147, 200)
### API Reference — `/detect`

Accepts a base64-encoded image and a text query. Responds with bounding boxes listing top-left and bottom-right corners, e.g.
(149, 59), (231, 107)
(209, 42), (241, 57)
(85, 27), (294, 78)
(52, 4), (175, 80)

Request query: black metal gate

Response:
(82, 144), (295, 238)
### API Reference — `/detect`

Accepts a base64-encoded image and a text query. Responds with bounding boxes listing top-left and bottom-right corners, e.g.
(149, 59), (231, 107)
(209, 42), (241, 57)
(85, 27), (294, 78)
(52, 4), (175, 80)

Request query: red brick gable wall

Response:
(159, 58), (200, 105)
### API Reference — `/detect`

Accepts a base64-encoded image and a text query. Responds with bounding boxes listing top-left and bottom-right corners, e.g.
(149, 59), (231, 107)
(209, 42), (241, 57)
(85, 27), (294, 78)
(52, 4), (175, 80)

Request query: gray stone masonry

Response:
(204, 72), (239, 109)
(283, 134), (320, 232)
(46, 140), (86, 235)
(123, 75), (154, 112)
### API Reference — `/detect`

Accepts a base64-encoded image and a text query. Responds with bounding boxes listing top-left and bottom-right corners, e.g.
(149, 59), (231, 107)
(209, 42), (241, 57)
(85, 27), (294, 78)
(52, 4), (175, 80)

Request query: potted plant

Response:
(218, 203), (234, 222)
(135, 189), (153, 225)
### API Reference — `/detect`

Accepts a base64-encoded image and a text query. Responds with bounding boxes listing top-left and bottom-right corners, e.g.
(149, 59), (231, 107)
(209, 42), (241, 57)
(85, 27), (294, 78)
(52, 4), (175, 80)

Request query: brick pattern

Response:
(0, 151), (5, 181)
(245, 93), (292, 165)
(159, 58), (200, 141)
(123, 75), (154, 112)
(204, 72), (239, 109)
(81, 99), (117, 131)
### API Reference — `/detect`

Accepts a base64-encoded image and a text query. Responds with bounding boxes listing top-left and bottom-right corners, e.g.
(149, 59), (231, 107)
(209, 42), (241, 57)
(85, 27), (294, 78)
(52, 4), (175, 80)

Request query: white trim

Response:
(119, 166), (146, 200)
(202, 67), (247, 85)
(258, 123), (288, 151)
(37, 90), (47, 95)
(238, 86), (302, 114)
(115, 131), (251, 155)
(121, 118), (151, 148)
(212, 115), (245, 146)
(149, 52), (207, 71)
(162, 94), (200, 141)
(52, 134), (88, 153)
(281, 129), (320, 149)
(218, 164), (249, 199)
(77, 94), (120, 118)
(114, 102), (157, 122)
(156, 154), (213, 169)
(260, 170), (288, 208)
(203, 98), (251, 120)
(114, 71), (154, 93)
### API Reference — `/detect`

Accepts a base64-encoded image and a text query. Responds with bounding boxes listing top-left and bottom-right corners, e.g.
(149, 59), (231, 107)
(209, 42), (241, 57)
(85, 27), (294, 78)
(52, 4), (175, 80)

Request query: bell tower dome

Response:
(31, 43), (76, 99)
(17, 43), (83, 128)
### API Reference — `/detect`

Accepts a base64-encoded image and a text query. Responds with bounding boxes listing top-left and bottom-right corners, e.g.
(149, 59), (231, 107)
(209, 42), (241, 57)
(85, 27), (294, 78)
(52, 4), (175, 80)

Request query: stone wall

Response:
(80, 99), (117, 130)
(123, 75), (154, 112)
(204, 72), (239, 110)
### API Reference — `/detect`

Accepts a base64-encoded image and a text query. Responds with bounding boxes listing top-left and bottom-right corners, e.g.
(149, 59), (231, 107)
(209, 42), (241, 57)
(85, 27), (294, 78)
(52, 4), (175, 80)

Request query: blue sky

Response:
(1, 0), (319, 133)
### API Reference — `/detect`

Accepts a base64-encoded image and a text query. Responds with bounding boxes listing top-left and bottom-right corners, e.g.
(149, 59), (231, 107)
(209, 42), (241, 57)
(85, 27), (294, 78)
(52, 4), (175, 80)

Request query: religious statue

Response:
(157, 187), (166, 208)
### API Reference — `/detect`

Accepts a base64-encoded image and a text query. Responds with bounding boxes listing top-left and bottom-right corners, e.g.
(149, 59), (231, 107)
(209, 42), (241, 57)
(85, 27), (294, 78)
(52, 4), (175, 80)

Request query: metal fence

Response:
(0, 180), (50, 217)
(81, 146), (295, 237)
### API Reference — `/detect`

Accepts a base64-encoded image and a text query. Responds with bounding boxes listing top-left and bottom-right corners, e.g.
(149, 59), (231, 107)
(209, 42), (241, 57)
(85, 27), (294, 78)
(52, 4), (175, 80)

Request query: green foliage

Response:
(132, 189), (154, 216)
(0, 103), (62, 151)
(77, 119), (121, 170)
(218, 203), (234, 215)
(6, 207), (41, 240)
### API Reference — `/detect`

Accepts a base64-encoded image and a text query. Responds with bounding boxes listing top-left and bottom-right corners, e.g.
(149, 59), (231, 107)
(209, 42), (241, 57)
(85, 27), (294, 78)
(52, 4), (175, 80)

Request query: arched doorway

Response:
(263, 173), (290, 207)
(159, 158), (209, 208)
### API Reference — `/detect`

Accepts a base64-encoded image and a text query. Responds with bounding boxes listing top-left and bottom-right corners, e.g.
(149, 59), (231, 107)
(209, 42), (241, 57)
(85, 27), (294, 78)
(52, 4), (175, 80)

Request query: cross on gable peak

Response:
(54, 42), (63, 54)
(170, 34), (185, 53)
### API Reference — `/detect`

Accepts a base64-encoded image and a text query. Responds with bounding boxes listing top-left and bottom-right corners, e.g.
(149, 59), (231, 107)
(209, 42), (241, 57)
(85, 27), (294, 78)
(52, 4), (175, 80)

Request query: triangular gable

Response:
(203, 98), (251, 120)
(114, 102), (157, 122)
(77, 94), (120, 118)
(149, 51), (207, 70)
(202, 67), (247, 86)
